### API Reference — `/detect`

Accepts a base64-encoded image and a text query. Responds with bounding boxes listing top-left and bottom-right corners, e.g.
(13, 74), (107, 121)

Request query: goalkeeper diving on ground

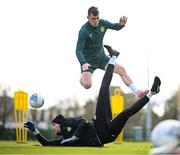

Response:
(24, 48), (161, 146)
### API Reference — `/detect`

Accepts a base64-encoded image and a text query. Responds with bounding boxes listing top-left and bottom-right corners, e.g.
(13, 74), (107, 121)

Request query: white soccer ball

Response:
(29, 93), (44, 108)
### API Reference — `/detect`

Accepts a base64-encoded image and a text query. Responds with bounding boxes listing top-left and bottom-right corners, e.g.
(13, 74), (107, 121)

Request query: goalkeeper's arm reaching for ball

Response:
(24, 121), (63, 146)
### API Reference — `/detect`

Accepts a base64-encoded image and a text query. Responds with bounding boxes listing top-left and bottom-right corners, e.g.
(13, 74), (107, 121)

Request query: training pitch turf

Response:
(0, 141), (152, 154)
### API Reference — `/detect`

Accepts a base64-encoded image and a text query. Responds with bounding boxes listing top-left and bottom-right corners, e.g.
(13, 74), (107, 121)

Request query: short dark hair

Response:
(88, 6), (99, 16)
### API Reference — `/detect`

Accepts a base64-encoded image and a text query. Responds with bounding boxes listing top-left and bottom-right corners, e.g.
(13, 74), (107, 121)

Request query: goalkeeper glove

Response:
(24, 121), (35, 131)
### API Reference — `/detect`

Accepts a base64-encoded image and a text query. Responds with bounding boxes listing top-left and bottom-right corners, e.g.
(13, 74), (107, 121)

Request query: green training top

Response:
(76, 19), (124, 66)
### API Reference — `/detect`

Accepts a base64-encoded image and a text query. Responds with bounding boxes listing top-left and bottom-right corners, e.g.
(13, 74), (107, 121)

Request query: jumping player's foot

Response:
(137, 89), (149, 98)
(104, 45), (120, 57)
(151, 76), (161, 94)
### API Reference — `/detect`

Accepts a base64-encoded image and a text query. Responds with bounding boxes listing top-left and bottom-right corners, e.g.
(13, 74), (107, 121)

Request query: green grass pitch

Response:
(0, 141), (152, 154)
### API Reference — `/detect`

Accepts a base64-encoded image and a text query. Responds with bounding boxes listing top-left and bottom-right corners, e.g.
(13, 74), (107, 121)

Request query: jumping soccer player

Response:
(76, 6), (148, 98)
(24, 49), (161, 146)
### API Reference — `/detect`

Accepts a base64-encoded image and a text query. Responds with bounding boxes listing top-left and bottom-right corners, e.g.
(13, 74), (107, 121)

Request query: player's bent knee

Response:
(84, 84), (92, 89)
(80, 72), (92, 89)
(82, 82), (92, 89)
(80, 79), (92, 89)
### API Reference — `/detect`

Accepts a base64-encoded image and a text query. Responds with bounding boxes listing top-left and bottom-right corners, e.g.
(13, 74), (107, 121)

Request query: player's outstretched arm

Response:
(24, 121), (63, 146)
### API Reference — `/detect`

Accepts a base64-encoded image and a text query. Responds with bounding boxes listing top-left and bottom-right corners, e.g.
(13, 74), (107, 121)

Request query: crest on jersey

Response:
(67, 127), (72, 132)
(100, 26), (105, 32)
